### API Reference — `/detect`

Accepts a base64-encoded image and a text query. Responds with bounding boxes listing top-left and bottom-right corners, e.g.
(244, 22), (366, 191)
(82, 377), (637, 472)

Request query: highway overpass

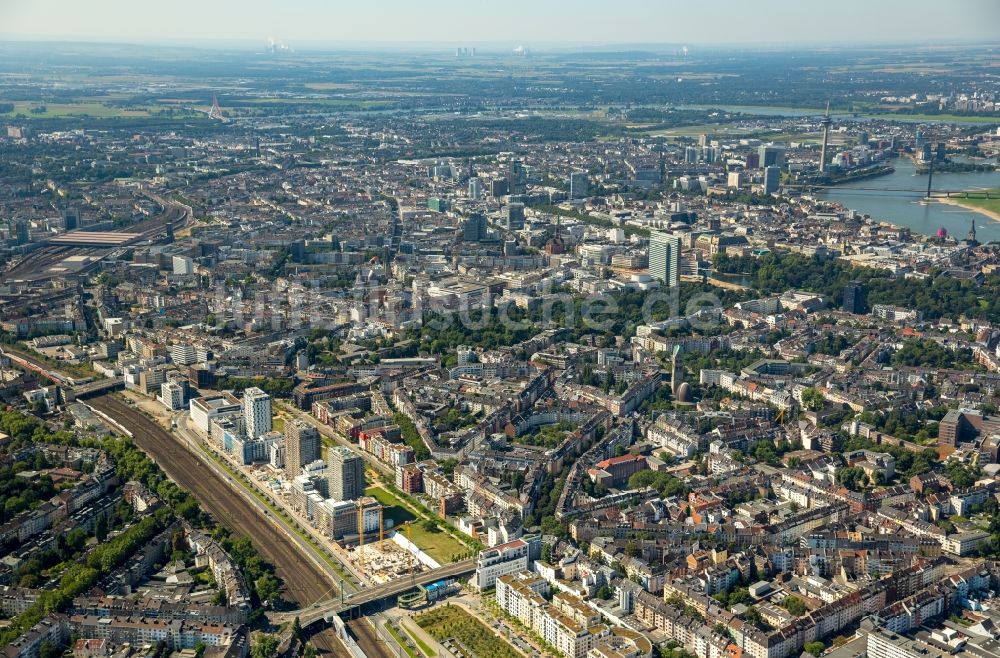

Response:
(270, 557), (477, 626)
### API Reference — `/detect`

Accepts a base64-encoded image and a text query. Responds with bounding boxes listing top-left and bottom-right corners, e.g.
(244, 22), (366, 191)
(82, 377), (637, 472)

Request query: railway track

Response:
(347, 618), (394, 658)
(2, 198), (189, 283)
(85, 394), (383, 656)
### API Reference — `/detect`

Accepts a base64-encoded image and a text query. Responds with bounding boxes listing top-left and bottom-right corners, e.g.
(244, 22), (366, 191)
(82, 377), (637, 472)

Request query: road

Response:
(87, 394), (377, 657)
(171, 410), (370, 590)
(273, 557), (477, 626)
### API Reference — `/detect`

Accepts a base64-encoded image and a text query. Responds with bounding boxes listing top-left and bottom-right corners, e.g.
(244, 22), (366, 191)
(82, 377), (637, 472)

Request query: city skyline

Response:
(1, 0), (999, 48)
(2, 9), (1000, 658)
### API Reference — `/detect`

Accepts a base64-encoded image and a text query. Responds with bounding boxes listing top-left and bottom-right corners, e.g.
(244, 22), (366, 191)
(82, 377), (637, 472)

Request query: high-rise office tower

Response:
(758, 145), (785, 169)
(462, 213), (488, 242)
(504, 203), (525, 230)
(242, 387), (272, 439)
(14, 221), (29, 245)
(63, 208), (79, 231)
(507, 160), (527, 195)
(284, 419), (321, 478)
(569, 171), (589, 199)
(763, 166), (780, 195)
(649, 231), (680, 288)
(328, 446), (365, 501)
(842, 281), (868, 314)
(172, 255), (194, 275)
(468, 177), (483, 200)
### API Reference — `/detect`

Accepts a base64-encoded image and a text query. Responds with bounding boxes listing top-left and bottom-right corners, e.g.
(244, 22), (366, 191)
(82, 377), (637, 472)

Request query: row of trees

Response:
(394, 412), (432, 460)
(215, 376), (296, 397)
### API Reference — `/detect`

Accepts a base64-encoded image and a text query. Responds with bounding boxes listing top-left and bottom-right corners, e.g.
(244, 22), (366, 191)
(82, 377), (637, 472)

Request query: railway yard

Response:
(3, 197), (188, 282)
(87, 394), (392, 658)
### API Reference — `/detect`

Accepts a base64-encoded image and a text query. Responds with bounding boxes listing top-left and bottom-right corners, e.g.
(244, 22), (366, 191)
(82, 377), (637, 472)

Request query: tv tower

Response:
(819, 101), (832, 174)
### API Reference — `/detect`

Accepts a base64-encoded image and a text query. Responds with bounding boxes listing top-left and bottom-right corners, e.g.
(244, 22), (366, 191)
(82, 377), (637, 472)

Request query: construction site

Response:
(346, 533), (429, 586)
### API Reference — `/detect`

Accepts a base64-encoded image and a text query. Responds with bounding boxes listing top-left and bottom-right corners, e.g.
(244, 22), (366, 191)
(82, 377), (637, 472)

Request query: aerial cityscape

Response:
(2, 3), (1000, 658)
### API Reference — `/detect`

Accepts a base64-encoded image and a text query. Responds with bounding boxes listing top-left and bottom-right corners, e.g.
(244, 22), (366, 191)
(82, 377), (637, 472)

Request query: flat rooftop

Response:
(49, 231), (141, 247)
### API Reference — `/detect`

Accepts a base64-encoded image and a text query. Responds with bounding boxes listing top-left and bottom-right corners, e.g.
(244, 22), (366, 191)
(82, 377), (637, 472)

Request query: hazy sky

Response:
(1, 0), (999, 47)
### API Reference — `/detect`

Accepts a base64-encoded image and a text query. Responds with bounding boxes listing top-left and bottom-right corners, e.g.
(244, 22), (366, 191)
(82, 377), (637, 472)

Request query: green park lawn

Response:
(364, 486), (471, 564)
(415, 606), (520, 658)
(952, 188), (1000, 218)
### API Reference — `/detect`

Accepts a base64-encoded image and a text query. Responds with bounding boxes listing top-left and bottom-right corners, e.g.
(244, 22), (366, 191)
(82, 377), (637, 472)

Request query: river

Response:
(677, 104), (999, 125)
(816, 157), (1000, 243)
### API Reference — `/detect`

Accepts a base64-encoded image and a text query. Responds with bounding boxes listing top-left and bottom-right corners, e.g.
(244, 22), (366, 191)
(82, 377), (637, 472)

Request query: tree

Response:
(781, 596), (807, 617)
(945, 461), (979, 489)
(728, 588), (751, 606)
(291, 617), (303, 644)
(38, 640), (61, 658)
(835, 466), (867, 492)
(251, 634), (279, 658)
(255, 573), (281, 606)
(94, 514), (109, 542)
(800, 388), (825, 412)
(804, 642), (825, 657)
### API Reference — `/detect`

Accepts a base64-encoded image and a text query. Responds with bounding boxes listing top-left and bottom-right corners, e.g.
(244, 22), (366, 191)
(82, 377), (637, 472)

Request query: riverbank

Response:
(936, 193), (1000, 225)
(826, 164), (895, 186)
(817, 156), (1000, 242)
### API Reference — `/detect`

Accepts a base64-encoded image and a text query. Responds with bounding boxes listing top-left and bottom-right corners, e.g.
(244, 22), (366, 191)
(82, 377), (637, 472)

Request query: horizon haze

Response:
(2, 0), (999, 49)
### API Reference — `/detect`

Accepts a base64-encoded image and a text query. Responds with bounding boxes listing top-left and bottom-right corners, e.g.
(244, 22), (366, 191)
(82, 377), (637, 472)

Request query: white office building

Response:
(474, 538), (530, 590)
(170, 344), (197, 366)
(160, 381), (186, 411)
(242, 387), (272, 439)
(172, 255), (194, 275)
(189, 393), (242, 438)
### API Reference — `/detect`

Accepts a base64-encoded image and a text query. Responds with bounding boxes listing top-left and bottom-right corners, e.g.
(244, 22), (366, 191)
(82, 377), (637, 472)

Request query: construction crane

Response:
(357, 505), (365, 574)
(406, 522), (416, 592)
